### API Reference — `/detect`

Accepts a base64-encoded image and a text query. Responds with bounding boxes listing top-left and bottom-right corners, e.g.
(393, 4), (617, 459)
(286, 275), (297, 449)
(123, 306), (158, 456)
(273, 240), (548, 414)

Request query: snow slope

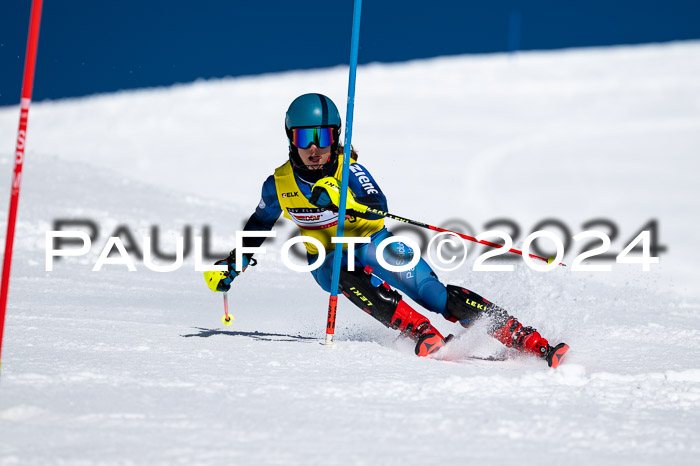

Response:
(0, 42), (699, 465)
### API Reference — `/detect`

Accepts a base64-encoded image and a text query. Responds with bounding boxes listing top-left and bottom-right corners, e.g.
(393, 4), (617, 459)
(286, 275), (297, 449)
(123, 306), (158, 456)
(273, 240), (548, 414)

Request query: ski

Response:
(458, 354), (508, 362)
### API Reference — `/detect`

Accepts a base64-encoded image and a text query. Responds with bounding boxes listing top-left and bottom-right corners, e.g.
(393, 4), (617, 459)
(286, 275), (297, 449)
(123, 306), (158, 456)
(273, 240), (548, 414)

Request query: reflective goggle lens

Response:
(291, 127), (335, 149)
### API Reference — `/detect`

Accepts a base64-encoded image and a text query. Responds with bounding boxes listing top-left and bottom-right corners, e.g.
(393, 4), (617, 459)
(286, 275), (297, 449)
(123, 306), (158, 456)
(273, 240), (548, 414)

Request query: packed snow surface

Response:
(1, 42), (699, 465)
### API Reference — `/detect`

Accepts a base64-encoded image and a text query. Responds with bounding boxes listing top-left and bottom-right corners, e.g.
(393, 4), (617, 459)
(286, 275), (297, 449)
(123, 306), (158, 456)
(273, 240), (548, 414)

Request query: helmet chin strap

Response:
(289, 146), (339, 184)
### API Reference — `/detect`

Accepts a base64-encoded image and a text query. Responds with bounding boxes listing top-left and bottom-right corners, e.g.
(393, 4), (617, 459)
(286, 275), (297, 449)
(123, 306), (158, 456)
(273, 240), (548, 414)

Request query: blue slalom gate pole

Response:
(325, 0), (363, 347)
(508, 9), (521, 55)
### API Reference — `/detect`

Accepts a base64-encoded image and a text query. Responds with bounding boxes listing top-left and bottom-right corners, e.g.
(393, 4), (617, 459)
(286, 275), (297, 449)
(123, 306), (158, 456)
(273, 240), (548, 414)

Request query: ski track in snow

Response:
(0, 43), (699, 465)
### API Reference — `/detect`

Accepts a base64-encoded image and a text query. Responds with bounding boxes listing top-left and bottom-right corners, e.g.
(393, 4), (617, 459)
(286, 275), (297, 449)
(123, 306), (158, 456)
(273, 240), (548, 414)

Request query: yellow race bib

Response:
(273, 156), (384, 255)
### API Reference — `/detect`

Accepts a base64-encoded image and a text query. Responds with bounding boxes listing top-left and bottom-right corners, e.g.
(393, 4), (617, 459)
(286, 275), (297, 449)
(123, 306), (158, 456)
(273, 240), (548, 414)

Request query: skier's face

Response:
(297, 143), (331, 169)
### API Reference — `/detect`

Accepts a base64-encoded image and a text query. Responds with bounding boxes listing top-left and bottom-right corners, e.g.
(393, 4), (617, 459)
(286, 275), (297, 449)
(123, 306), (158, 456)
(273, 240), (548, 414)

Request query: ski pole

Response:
(222, 292), (233, 326)
(361, 206), (564, 266)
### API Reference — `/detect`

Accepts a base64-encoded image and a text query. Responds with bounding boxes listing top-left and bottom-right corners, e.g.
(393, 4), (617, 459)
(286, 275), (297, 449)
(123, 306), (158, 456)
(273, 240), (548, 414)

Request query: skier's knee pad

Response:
(445, 285), (509, 328)
(339, 268), (401, 327)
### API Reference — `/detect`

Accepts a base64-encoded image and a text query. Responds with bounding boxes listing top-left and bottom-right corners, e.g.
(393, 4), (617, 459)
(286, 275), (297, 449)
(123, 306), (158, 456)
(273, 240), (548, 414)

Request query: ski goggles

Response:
(290, 127), (335, 149)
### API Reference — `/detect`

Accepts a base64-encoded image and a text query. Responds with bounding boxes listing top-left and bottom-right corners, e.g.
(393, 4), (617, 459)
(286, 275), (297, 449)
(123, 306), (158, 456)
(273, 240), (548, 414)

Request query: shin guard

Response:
(339, 267), (448, 356)
(444, 285), (550, 357)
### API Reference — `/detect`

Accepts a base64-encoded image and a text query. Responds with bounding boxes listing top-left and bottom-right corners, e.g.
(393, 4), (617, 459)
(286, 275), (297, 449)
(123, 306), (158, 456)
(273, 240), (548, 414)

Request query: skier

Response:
(204, 93), (569, 367)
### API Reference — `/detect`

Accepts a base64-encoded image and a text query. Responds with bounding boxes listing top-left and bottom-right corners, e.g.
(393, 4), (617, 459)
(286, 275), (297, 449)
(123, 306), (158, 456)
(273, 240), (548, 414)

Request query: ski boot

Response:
(444, 285), (569, 367)
(389, 299), (452, 356)
(339, 267), (451, 357)
(491, 317), (570, 368)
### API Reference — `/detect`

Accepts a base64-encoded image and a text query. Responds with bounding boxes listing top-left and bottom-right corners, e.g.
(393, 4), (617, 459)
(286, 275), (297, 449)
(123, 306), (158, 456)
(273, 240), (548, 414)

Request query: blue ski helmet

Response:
(285, 93), (342, 180)
(285, 93), (341, 130)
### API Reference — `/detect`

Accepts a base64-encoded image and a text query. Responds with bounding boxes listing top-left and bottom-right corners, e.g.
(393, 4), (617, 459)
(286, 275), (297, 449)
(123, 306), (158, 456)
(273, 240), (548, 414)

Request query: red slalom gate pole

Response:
(0, 0), (44, 373)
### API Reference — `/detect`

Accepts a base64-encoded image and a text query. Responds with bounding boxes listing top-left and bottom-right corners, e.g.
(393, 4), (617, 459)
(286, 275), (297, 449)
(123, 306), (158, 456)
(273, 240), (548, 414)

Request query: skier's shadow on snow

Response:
(182, 327), (319, 343)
